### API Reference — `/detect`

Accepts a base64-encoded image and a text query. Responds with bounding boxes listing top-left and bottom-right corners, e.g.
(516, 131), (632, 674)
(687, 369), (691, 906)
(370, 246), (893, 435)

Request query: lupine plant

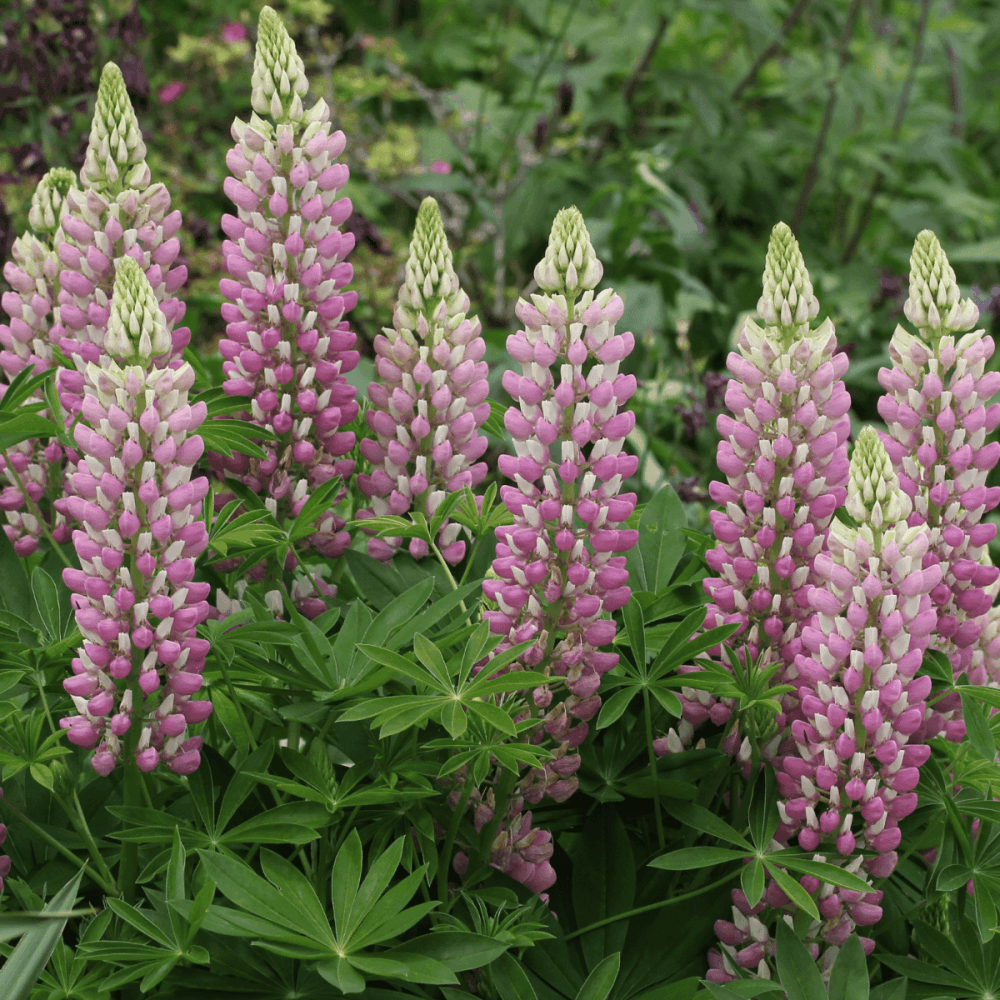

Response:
(1, 8), (1000, 1000)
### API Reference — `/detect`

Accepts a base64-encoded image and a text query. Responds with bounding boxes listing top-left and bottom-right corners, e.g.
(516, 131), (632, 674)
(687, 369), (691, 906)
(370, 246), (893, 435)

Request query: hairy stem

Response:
(438, 770), (475, 904)
(643, 687), (665, 852)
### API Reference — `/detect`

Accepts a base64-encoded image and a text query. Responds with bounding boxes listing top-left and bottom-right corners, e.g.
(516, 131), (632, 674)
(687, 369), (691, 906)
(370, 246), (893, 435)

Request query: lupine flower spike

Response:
(57, 257), (212, 776)
(56, 61), (190, 423)
(877, 231), (1000, 725)
(666, 222), (851, 758)
(779, 426), (936, 875)
(358, 196), (489, 562)
(0, 167), (76, 554)
(213, 5), (359, 559)
(467, 207), (638, 894)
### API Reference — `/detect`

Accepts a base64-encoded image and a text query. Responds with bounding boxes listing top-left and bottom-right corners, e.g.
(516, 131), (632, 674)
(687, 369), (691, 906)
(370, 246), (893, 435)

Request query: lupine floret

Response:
(56, 257), (212, 776)
(358, 196), (489, 562)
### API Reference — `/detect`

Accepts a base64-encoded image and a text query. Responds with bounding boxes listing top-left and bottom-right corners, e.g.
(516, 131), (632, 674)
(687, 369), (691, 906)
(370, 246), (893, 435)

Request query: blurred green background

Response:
(3, 0), (1000, 506)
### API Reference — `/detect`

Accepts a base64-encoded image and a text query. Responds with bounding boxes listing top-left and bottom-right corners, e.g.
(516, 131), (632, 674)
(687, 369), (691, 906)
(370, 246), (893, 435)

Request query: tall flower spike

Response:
(876, 230), (1000, 724)
(470, 207), (638, 894)
(213, 5), (359, 561)
(0, 167), (79, 555)
(57, 257), (212, 776)
(56, 60), (189, 422)
(776, 426), (935, 876)
(251, 6), (310, 124)
(668, 222), (851, 754)
(358, 196), (489, 562)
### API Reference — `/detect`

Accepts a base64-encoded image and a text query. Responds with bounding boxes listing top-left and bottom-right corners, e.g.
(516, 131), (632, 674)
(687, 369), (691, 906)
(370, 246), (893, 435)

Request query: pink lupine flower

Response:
(158, 82), (186, 103)
(0, 167), (76, 555)
(56, 62), (190, 425)
(429, 160), (451, 175)
(876, 231), (1000, 729)
(776, 427), (934, 873)
(56, 257), (212, 775)
(663, 222), (851, 755)
(357, 196), (489, 563)
(221, 22), (247, 43)
(212, 6), (358, 558)
(463, 207), (637, 894)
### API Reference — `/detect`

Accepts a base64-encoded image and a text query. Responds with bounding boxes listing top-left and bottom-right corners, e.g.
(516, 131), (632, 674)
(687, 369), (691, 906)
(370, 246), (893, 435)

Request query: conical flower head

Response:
(104, 256), (172, 362)
(80, 63), (150, 193)
(533, 206), (603, 296)
(397, 197), (462, 333)
(757, 221), (820, 336)
(27, 167), (75, 237)
(903, 229), (979, 336)
(845, 426), (911, 528)
(251, 6), (309, 123)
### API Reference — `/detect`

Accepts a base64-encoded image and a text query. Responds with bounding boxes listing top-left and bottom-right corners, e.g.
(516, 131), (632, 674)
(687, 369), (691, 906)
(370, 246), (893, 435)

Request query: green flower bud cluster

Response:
(251, 6), (310, 123)
(845, 425), (912, 529)
(79, 63), (151, 193)
(27, 167), (75, 238)
(904, 229), (979, 338)
(533, 207), (603, 297)
(756, 221), (820, 342)
(104, 257), (172, 363)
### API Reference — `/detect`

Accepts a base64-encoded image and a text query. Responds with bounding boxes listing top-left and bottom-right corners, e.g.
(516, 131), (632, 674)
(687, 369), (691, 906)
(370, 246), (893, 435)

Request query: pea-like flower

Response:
(357, 196), (489, 562)
(56, 257), (212, 776)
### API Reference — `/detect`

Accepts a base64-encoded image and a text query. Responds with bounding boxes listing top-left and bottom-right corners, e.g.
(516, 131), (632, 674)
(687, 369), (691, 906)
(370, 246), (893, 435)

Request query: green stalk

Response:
(118, 676), (145, 903)
(218, 653), (257, 751)
(564, 869), (740, 941)
(642, 688), (665, 852)
(438, 770), (475, 904)
(65, 790), (116, 891)
(1, 800), (115, 895)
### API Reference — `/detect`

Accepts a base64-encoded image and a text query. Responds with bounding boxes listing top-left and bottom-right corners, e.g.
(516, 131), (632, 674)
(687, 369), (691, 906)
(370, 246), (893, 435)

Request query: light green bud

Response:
(846, 425), (911, 529)
(105, 256), (172, 362)
(757, 221), (820, 339)
(904, 229), (980, 337)
(27, 167), (76, 238)
(80, 63), (150, 193)
(251, 6), (309, 124)
(534, 207), (603, 297)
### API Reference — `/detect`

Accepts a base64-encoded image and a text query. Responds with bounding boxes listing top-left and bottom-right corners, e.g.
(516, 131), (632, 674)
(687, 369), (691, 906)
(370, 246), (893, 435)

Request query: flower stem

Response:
(64, 790), (116, 892)
(118, 757), (143, 903)
(643, 687), (665, 852)
(438, 770), (474, 905)
(563, 869), (740, 941)
(1, 799), (115, 896)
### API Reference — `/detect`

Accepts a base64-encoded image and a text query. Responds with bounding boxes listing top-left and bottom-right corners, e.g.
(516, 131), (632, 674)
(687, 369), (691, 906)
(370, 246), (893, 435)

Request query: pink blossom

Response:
(159, 82), (186, 104)
(429, 160), (451, 175)
(222, 22), (247, 43)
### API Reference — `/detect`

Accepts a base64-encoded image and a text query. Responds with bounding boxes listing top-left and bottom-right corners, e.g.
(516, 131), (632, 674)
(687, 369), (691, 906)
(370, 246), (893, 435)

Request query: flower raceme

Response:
(357, 196), (489, 563)
(663, 222), (851, 756)
(468, 208), (638, 894)
(56, 258), (212, 776)
(876, 231), (1000, 719)
(0, 167), (76, 555)
(213, 5), (358, 557)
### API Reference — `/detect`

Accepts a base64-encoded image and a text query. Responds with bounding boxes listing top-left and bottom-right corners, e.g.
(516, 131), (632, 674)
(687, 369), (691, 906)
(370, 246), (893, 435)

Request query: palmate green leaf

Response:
(649, 683), (683, 717)
(441, 700), (467, 737)
(960, 691), (996, 759)
(493, 952), (540, 1000)
(288, 476), (345, 541)
(348, 867), (431, 949)
(634, 484), (687, 593)
(105, 898), (176, 949)
(0, 412), (61, 451)
(774, 920), (826, 1000)
(356, 643), (449, 692)
(577, 952), (621, 1000)
(648, 847), (747, 870)
(397, 932), (509, 972)
(317, 956), (367, 994)
(669, 801), (753, 850)
(622, 597), (646, 669)
(260, 850), (335, 946)
(0, 869), (84, 1000)
(414, 632), (451, 687)
(466, 697), (517, 737)
(470, 668), (550, 698)
(333, 828), (363, 941)
(773, 854), (875, 894)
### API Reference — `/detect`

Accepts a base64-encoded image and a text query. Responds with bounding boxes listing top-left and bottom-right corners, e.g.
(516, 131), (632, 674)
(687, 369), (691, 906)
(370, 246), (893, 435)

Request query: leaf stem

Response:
(438, 770), (475, 905)
(563, 869), (740, 941)
(643, 688), (665, 852)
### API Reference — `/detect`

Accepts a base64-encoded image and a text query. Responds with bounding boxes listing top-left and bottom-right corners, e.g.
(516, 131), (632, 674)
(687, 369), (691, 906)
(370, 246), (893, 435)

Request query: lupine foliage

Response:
(0, 6), (1000, 1000)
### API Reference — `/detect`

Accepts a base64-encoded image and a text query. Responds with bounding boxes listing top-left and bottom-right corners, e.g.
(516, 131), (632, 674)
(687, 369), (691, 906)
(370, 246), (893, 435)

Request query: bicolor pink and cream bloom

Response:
(0, 167), (76, 554)
(777, 427), (935, 873)
(876, 231), (1000, 728)
(662, 222), (851, 756)
(56, 257), (212, 776)
(357, 196), (489, 563)
(55, 61), (190, 422)
(212, 5), (358, 558)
